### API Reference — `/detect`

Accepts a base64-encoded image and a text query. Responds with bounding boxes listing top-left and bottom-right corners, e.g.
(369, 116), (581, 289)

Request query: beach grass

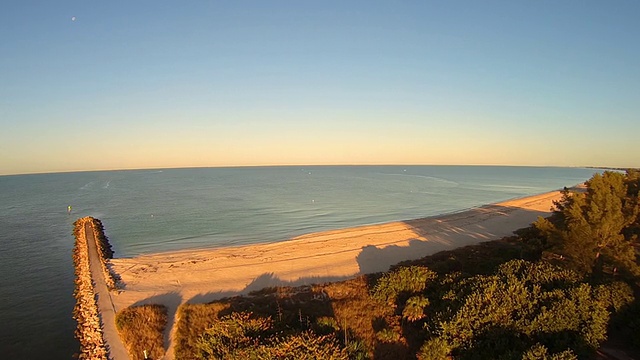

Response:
(116, 304), (167, 360)
(174, 302), (228, 358)
(173, 279), (384, 359)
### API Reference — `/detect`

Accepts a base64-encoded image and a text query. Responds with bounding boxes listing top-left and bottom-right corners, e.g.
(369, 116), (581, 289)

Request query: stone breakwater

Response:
(73, 217), (121, 359)
(87, 218), (120, 290)
(72, 217), (108, 359)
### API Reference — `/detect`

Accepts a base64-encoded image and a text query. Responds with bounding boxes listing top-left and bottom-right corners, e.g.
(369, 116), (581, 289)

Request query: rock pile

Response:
(86, 218), (120, 290)
(72, 217), (108, 359)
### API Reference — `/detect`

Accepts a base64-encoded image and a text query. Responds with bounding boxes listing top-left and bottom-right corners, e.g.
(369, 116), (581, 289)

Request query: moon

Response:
(71, 16), (76, 21)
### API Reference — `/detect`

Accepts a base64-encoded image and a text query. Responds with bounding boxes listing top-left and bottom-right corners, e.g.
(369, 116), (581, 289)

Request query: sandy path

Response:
(108, 189), (563, 359)
(85, 223), (129, 360)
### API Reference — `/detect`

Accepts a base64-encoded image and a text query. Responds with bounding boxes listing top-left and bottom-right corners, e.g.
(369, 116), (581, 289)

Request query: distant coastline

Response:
(586, 166), (637, 171)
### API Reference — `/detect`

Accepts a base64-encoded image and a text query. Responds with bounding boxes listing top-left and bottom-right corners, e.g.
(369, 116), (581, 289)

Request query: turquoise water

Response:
(0, 165), (598, 358)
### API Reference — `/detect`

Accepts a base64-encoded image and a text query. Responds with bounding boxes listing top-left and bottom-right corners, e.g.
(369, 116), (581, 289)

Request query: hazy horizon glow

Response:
(2, 1), (639, 175)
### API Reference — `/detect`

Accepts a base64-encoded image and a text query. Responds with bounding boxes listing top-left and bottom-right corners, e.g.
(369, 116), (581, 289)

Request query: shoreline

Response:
(108, 188), (568, 359)
(114, 186), (575, 261)
(110, 189), (564, 305)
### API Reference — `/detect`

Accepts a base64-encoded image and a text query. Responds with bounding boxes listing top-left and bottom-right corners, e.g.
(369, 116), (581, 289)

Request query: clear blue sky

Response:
(1, 1), (639, 175)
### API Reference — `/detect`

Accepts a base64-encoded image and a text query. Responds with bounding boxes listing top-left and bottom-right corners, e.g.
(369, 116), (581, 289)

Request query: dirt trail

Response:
(85, 222), (129, 360)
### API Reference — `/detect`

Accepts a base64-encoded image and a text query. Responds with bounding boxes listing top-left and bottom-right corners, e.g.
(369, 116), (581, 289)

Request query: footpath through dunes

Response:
(108, 189), (567, 359)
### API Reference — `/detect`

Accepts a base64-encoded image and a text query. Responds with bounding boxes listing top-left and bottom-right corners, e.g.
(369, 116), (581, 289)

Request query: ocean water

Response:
(0, 165), (599, 358)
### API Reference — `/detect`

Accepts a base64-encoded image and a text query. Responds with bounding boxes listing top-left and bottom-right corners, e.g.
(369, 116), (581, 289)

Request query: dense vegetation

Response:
(174, 285), (372, 359)
(535, 171), (640, 278)
(124, 170), (640, 359)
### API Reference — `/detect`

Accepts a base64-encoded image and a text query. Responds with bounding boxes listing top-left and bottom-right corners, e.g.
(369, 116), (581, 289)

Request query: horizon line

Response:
(0, 163), (616, 177)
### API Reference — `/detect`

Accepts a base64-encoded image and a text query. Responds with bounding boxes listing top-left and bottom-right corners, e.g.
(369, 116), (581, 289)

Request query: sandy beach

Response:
(107, 189), (566, 358)
(110, 189), (562, 309)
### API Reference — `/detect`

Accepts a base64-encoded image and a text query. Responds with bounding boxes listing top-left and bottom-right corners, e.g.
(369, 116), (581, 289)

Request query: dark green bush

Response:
(261, 331), (348, 360)
(195, 312), (272, 359)
(594, 281), (634, 312)
(411, 260), (614, 359)
(375, 328), (401, 343)
(402, 295), (430, 322)
(314, 316), (340, 334)
(521, 343), (577, 360)
(195, 312), (351, 359)
(373, 266), (437, 305)
(416, 337), (451, 360)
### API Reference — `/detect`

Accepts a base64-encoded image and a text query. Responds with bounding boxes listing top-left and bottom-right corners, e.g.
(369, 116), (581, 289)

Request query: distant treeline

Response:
(587, 166), (640, 172)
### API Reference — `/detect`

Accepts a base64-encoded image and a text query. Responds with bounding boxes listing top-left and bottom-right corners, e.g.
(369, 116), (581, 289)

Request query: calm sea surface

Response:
(0, 165), (599, 358)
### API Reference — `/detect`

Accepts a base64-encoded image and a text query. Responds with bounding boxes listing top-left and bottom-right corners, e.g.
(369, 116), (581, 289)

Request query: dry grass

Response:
(322, 276), (410, 359)
(116, 304), (167, 360)
(174, 302), (228, 358)
(173, 277), (414, 359)
(174, 286), (338, 358)
(396, 233), (542, 275)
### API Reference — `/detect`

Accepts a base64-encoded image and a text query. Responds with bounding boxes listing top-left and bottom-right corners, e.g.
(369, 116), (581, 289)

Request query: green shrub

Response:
(431, 260), (611, 358)
(263, 331), (348, 360)
(344, 338), (369, 360)
(373, 266), (437, 305)
(195, 312), (272, 359)
(211, 331), (348, 360)
(375, 328), (401, 343)
(417, 337), (451, 360)
(314, 316), (340, 334)
(594, 281), (634, 312)
(195, 312), (352, 359)
(402, 295), (430, 322)
(521, 343), (577, 360)
(496, 259), (580, 289)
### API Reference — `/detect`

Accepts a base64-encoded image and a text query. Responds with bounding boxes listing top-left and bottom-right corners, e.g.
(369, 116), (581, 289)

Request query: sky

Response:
(1, 1), (639, 175)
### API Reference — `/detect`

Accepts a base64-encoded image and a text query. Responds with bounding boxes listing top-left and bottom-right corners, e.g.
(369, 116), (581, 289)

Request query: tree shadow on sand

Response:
(186, 272), (352, 305)
(356, 205), (552, 275)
